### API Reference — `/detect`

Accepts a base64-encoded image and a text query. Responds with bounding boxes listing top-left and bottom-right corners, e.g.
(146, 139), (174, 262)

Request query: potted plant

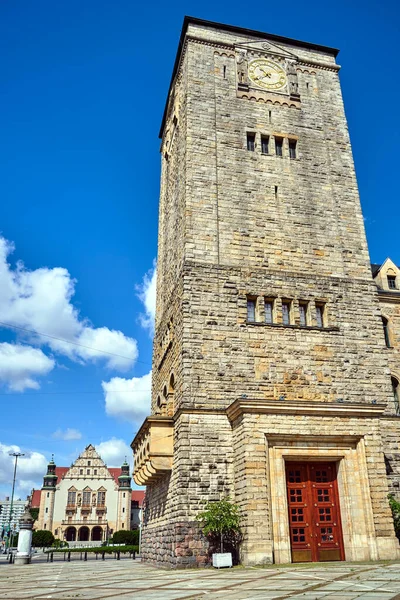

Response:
(196, 497), (240, 568)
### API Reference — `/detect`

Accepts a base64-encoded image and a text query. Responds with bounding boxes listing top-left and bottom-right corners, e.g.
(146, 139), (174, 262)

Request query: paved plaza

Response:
(2, 557), (400, 600)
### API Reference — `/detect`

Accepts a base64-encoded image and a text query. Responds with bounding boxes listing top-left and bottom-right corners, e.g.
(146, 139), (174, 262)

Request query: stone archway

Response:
(78, 526), (90, 542)
(65, 526), (76, 542)
(91, 526), (103, 542)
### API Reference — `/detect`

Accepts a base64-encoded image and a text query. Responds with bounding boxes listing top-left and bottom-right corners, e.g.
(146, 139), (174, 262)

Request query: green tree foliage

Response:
(388, 494), (400, 539)
(196, 498), (240, 553)
(110, 529), (139, 545)
(29, 508), (39, 522)
(32, 530), (55, 547)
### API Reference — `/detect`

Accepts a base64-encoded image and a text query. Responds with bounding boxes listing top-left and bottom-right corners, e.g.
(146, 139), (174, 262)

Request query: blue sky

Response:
(0, 0), (399, 498)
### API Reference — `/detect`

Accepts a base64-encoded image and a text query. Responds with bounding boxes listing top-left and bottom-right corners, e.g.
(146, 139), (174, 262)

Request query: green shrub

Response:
(110, 529), (139, 545)
(388, 494), (400, 539)
(47, 544), (138, 554)
(32, 530), (55, 547)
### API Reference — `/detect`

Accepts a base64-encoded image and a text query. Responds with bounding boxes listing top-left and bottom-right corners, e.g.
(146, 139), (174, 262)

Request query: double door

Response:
(285, 461), (344, 562)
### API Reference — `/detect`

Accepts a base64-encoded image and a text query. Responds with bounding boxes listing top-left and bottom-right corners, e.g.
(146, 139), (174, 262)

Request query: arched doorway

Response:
(65, 526), (76, 542)
(91, 526), (103, 542)
(78, 526), (89, 542)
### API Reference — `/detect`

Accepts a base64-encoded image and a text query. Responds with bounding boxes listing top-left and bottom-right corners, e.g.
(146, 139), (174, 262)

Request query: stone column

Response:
(14, 508), (34, 565)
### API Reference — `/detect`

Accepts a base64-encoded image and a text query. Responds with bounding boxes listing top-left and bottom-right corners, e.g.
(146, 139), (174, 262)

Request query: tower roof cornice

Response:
(159, 16), (340, 138)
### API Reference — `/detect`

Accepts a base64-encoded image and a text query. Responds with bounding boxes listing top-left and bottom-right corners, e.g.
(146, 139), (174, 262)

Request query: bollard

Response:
(80, 552), (82, 561)
(132, 551), (136, 560)
(64, 552), (66, 561)
(68, 551), (71, 562)
(50, 552), (53, 563)
(117, 551), (120, 561)
(47, 553), (49, 563)
(102, 552), (105, 561)
(95, 552), (98, 560)
(84, 551), (87, 561)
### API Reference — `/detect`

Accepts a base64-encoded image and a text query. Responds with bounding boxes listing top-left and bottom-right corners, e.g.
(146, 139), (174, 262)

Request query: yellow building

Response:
(36, 445), (133, 543)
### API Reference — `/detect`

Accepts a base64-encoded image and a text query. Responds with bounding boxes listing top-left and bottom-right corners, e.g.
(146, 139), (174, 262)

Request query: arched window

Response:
(382, 317), (391, 348)
(392, 377), (400, 415)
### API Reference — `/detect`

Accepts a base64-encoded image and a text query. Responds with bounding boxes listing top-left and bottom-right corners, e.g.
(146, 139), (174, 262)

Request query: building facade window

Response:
(382, 317), (391, 348)
(289, 139), (297, 159)
(282, 301), (292, 325)
(299, 302), (308, 327)
(82, 491), (91, 506)
(265, 299), (274, 324)
(392, 377), (400, 415)
(94, 469), (97, 475)
(388, 275), (397, 289)
(316, 303), (325, 328)
(67, 491), (76, 505)
(97, 491), (105, 506)
(247, 298), (256, 322)
(80, 469), (83, 475)
(246, 132), (255, 151)
(261, 135), (269, 154)
(275, 137), (283, 157)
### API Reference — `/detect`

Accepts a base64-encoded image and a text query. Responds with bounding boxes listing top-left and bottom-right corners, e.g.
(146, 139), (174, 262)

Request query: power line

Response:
(0, 321), (152, 366)
(0, 390), (152, 396)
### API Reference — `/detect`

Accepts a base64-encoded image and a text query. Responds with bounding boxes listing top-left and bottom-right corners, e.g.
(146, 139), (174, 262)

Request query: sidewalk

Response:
(2, 557), (400, 599)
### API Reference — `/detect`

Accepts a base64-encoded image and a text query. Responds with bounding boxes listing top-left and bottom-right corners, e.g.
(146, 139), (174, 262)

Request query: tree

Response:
(110, 529), (139, 545)
(388, 494), (400, 540)
(32, 530), (54, 547)
(196, 497), (241, 554)
(29, 508), (39, 522)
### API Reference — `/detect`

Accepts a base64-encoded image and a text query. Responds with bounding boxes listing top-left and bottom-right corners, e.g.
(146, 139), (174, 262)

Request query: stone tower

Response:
(116, 459), (132, 531)
(132, 17), (400, 566)
(37, 456), (57, 532)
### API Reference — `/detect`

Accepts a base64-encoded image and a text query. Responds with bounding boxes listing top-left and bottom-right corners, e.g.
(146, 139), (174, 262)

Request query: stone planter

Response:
(212, 552), (232, 568)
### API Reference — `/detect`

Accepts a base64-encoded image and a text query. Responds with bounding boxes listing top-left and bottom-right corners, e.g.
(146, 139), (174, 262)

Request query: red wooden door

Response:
(286, 462), (344, 563)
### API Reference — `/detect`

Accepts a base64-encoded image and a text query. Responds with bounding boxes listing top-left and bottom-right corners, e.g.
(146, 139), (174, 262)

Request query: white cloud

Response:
(0, 236), (138, 390)
(136, 262), (156, 333)
(102, 371), (151, 423)
(52, 428), (82, 441)
(0, 442), (47, 496)
(0, 343), (54, 391)
(96, 438), (132, 468)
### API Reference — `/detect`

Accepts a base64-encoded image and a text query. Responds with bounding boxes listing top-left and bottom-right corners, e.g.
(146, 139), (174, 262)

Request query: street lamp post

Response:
(7, 452), (24, 552)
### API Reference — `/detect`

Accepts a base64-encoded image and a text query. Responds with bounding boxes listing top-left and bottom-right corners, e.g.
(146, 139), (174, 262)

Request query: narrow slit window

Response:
(247, 298), (256, 322)
(388, 275), (397, 289)
(274, 186), (278, 199)
(261, 135), (269, 155)
(275, 137), (283, 157)
(383, 317), (391, 348)
(247, 132), (255, 151)
(289, 139), (297, 159)
(299, 302), (308, 327)
(268, 110), (272, 123)
(282, 300), (292, 325)
(392, 377), (400, 415)
(265, 300), (274, 324)
(316, 303), (325, 328)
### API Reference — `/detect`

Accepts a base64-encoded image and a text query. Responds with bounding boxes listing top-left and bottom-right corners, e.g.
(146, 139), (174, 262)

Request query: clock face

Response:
(248, 59), (287, 91)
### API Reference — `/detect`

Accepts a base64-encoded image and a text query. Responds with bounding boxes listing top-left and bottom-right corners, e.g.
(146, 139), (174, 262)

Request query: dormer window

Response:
(388, 275), (396, 290)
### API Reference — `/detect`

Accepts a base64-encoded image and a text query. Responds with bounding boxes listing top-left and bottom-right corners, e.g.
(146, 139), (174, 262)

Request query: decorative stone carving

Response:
(236, 50), (248, 88)
(287, 61), (299, 96)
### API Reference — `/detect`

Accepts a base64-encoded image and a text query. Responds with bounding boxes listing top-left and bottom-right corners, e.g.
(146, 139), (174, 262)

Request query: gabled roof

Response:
(131, 490), (145, 506)
(55, 467), (69, 484)
(30, 490), (41, 508)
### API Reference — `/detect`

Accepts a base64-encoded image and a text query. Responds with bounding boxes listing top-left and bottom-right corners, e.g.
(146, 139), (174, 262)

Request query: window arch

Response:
(382, 316), (392, 348)
(392, 376), (400, 415)
(169, 373), (175, 393)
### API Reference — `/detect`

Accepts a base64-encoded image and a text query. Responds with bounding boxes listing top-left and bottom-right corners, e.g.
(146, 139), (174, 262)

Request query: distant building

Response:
(0, 497), (27, 536)
(31, 445), (144, 542)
